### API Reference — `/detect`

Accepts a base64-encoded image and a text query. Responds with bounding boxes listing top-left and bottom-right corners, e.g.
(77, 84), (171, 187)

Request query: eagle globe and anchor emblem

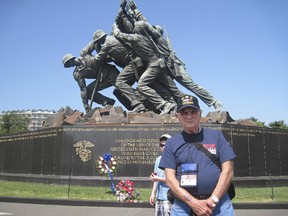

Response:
(73, 140), (95, 162)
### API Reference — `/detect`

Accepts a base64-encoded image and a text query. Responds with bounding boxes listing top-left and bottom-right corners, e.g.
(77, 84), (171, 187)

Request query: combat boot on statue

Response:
(103, 99), (116, 106)
(161, 102), (177, 114)
(132, 103), (146, 113)
(213, 100), (223, 112)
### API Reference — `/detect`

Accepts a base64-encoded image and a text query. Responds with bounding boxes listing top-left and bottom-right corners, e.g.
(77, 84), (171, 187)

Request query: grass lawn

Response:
(0, 180), (287, 202)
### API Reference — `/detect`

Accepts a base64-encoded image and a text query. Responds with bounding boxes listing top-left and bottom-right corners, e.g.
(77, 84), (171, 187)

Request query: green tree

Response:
(269, 120), (288, 129)
(249, 117), (266, 127)
(0, 113), (30, 134)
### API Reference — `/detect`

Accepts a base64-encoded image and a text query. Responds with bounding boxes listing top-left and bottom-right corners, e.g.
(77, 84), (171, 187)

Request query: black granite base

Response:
(0, 123), (288, 179)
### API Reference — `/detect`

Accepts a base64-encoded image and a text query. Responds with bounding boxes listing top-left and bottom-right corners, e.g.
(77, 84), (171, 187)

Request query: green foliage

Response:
(0, 113), (30, 134)
(0, 180), (115, 200)
(269, 120), (288, 129)
(249, 117), (266, 127)
(249, 117), (288, 129)
(0, 180), (288, 202)
(234, 186), (288, 202)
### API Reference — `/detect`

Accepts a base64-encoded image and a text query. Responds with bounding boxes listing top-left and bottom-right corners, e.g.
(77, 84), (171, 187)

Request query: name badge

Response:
(180, 163), (198, 187)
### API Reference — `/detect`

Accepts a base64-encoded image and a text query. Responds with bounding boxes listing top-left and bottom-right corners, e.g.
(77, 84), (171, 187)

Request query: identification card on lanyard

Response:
(180, 163), (198, 187)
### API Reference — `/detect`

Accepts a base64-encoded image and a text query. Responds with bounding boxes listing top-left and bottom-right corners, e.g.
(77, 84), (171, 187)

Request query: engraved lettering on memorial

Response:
(0, 130), (58, 143)
(110, 138), (160, 165)
(227, 127), (257, 137)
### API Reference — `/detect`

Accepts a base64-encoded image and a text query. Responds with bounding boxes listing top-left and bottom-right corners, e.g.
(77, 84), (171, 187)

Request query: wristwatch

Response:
(211, 195), (219, 204)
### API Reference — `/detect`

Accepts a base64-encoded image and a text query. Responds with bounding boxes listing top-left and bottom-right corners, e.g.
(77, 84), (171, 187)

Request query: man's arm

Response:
(113, 24), (136, 46)
(165, 168), (213, 216)
(209, 160), (234, 202)
(150, 175), (166, 183)
(149, 181), (157, 206)
(73, 68), (90, 112)
(127, 0), (147, 21)
(94, 40), (111, 65)
(80, 41), (95, 57)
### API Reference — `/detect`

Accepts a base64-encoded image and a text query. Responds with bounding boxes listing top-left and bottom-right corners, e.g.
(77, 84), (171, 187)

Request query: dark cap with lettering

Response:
(177, 95), (200, 112)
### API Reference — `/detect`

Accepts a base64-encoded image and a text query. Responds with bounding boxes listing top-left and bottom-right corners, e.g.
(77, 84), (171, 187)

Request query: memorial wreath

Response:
(97, 153), (117, 176)
(115, 180), (140, 202)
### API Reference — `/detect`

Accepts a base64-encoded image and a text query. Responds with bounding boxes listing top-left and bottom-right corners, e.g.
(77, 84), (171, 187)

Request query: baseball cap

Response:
(177, 95), (200, 112)
(159, 134), (171, 140)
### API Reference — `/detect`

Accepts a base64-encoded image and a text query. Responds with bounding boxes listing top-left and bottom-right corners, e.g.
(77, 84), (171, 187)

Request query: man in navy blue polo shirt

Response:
(159, 95), (236, 216)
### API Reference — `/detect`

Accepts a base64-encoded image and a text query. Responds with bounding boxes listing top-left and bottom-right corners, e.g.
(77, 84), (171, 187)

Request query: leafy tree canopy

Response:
(269, 120), (288, 129)
(250, 117), (288, 129)
(0, 113), (30, 134)
(249, 117), (266, 127)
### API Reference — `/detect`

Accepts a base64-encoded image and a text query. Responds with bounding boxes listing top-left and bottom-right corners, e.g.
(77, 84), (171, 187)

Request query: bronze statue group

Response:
(62, 0), (223, 114)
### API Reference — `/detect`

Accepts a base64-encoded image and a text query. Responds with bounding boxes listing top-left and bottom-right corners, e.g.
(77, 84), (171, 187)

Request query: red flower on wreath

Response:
(117, 180), (135, 193)
(115, 180), (140, 202)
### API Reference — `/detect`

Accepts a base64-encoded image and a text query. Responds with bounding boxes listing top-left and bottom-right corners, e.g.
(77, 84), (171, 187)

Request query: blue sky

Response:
(0, 0), (287, 125)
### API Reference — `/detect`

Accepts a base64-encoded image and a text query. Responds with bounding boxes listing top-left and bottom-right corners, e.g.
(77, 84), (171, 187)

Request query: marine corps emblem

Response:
(73, 140), (95, 162)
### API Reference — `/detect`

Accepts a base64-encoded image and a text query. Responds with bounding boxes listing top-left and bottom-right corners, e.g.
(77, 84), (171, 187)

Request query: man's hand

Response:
(149, 172), (160, 182)
(149, 193), (155, 206)
(127, 0), (137, 10)
(190, 199), (214, 216)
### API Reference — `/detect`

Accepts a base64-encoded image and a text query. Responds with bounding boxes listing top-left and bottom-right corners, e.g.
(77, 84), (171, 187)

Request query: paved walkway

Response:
(1, 202), (288, 216)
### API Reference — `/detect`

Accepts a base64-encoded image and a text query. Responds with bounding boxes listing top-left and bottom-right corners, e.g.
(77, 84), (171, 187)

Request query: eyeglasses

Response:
(159, 144), (165, 148)
(179, 109), (199, 117)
